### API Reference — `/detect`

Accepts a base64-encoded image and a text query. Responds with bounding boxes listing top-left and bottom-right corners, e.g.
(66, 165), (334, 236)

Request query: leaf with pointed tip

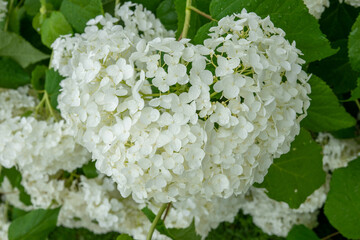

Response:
(257, 129), (326, 209)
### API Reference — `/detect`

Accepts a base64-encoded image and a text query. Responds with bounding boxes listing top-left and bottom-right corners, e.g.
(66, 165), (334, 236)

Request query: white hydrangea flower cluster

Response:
(0, 87), (90, 177)
(53, 4), (310, 203)
(340, 0), (360, 7)
(316, 133), (360, 171)
(240, 184), (329, 237)
(0, 0), (7, 23)
(153, 195), (243, 237)
(239, 133), (360, 237)
(18, 174), (168, 239)
(303, 0), (329, 19)
(0, 203), (10, 240)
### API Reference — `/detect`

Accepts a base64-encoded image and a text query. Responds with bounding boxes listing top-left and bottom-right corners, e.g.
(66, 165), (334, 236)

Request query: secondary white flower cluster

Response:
(240, 184), (329, 237)
(238, 133), (360, 237)
(53, 4), (310, 203)
(317, 133), (360, 171)
(0, 0), (7, 23)
(0, 87), (90, 177)
(0, 204), (9, 240)
(303, 0), (360, 19)
(303, 0), (329, 19)
(340, 0), (360, 7)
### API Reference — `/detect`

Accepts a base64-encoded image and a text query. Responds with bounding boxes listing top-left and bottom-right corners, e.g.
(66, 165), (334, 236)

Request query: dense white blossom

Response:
(240, 184), (329, 237)
(340, 0), (360, 7)
(0, 87), (90, 177)
(239, 133), (360, 237)
(53, 5), (310, 203)
(317, 133), (360, 171)
(0, 0), (7, 23)
(303, 0), (329, 19)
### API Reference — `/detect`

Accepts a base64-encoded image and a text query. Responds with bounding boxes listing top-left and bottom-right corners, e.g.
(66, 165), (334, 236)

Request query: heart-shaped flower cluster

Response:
(52, 3), (310, 203)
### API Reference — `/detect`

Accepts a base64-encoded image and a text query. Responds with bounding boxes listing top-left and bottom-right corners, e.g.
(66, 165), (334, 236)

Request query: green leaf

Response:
(0, 58), (30, 89)
(257, 129), (326, 209)
(0, 30), (49, 68)
(141, 207), (170, 237)
(81, 161), (98, 179)
(31, 65), (48, 90)
(324, 158), (360, 239)
(156, 0), (178, 31)
(193, 21), (215, 44)
(175, 0), (201, 39)
(0, 167), (31, 206)
(45, 69), (64, 109)
(319, 0), (360, 42)
(60, 0), (103, 33)
(287, 225), (320, 240)
(209, 0), (337, 63)
(102, 0), (115, 16)
(8, 7), (26, 34)
(8, 208), (61, 240)
(301, 75), (356, 132)
(141, 207), (201, 240)
(41, 11), (73, 48)
(167, 220), (200, 240)
(24, 0), (41, 16)
(308, 39), (359, 95)
(117, 234), (134, 240)
(349, 14), (360, 72)
(344, 77), (360, 102)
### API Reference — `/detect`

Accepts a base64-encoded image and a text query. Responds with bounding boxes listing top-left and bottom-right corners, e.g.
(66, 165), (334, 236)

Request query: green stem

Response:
(146, 203), (169, 240)
(355, 99), (360, 111)
(188, 6), (215, 21)
(4, 0), (15, 32)
(115, 0), (120, 7)
(179, 0), (192, 40)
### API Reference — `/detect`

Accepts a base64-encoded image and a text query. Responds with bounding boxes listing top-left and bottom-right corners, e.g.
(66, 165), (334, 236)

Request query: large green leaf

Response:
(41, 11), (73, 48)
(0, 30), (49, 68)
(156, 0), (178, 31)
(324, 158), (360, 239)
(308, 39), (359, 95)
(0, 167), (31, 206)
(257, 129), (326, 209)
(301, 75), (356, 132)
(287, 225), (320, 240)
(344, 77), (360, 102)
(45, 69), (64, 109)
(31, 65), (48, 90)
(142, 207), (201, 240)
(208, 0), (337, 63)
(60, 0), (103, 33)
(175, 0), (202, 39)
(349, 14), (360, 72)
(319, 0), (360, 42)
(117, 234), (134, 240)
(8, 208), (61, 240)
(0, 58), (31, 89)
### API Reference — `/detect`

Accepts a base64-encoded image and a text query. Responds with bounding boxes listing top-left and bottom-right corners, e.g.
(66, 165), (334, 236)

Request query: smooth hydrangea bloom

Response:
(316, 133), (360, 171)
(240, 184), (328, 237)
(303, 0), (329, 19)
(54, 5), (310, 203)
(1, 174), (168, 240)
(0, 204), (9, 240)
(149, 195), (243, 238)
(0, 87), (90, 177)
(340, 0), (360, 7)
(0, 0), (7, 23)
